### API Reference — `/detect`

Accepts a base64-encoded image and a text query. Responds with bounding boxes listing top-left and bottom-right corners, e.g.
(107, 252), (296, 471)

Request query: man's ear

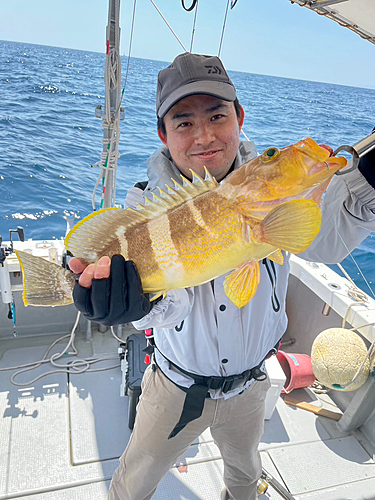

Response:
(238, 105), (245, 130)
(158, 128), (168, 147)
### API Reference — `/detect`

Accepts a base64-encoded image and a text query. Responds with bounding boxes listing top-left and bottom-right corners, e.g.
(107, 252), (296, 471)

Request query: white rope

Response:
(0, 311), (124, 387)
(111, 325), (125, 342)
(122, 0), (137, 98)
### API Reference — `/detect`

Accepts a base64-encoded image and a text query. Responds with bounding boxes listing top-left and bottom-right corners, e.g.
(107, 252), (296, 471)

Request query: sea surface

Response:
(1, 40), (375, 296)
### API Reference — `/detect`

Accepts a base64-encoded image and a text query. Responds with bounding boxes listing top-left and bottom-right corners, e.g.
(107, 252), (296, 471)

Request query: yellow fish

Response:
(16, 137), (346, 309)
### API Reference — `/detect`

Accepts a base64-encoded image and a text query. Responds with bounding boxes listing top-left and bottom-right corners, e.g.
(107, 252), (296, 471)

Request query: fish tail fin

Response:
(259, 199), (321, 253)
(16, 250), (75, 306)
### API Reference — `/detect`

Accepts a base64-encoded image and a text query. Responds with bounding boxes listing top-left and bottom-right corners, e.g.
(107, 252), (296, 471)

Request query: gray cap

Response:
(156, 52), (237, 118)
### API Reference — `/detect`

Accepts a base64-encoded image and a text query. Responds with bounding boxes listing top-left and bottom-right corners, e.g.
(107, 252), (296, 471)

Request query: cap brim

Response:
(157, 80), (236, 118)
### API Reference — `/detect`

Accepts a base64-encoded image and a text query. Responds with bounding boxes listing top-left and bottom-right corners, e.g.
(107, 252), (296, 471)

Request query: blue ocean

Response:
(1, 40), (374, 295)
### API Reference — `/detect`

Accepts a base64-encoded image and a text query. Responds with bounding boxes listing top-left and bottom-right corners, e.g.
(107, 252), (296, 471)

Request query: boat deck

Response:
(1, 327), (375, 500)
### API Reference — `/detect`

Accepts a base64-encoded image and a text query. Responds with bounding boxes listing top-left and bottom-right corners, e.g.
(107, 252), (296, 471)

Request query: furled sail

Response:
(290, 0), (375, 45)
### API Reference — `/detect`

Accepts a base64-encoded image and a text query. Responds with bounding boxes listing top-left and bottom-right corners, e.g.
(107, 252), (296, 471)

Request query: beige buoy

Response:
(311, 328), (370, 391)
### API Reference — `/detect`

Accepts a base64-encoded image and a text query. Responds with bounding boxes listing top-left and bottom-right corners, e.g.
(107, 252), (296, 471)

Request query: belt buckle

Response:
(222, 376), (236, 393)
(207, 376), (222, 391)
(252, 367), (267, 381)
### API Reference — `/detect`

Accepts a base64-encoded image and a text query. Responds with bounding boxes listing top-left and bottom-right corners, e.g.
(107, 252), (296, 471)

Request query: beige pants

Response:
(108, 364), (271, 500)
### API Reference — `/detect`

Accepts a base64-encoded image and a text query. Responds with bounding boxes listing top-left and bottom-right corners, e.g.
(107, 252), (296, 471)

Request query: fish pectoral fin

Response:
(224, 260), (260, 308)
(16, 250), (75, 307)
(259, 199), (321, 254)
(267, 249), (284, 265)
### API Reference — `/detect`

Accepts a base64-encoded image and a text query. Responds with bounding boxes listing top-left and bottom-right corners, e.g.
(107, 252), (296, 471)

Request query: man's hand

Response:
(69, 256), (111, 287)
(69, 255), (152, 326)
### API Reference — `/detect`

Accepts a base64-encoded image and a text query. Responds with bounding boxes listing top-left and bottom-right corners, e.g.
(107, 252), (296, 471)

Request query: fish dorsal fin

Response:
(143, 166), (218, 214)
(65, 167), (218, 263)
(168, 167), (218, 200)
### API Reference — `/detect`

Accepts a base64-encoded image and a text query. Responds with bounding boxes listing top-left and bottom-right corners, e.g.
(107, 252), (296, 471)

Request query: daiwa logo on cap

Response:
(205, 65), (222, 75)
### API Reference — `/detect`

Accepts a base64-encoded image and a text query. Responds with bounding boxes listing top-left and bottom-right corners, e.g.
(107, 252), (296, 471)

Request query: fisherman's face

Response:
(158, 95), (245, 182)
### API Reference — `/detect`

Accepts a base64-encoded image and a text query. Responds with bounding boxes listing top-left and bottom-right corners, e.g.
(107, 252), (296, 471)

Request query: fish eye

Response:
(261, 147), (280, 162)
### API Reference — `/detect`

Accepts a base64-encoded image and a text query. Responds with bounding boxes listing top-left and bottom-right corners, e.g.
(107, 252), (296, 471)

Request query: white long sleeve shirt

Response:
(129, 142), (375, 399)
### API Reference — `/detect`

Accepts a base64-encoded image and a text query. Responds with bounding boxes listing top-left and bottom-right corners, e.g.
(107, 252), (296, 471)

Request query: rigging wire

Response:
(218, 0), (231, 57)
(325, 196), (375, 300)
(218, 0), (238, 57)
(122, 0), (137, 100)
(149, 0), (188, 52)
(218, 0), (239, 57)
(189, 0), (199, 52)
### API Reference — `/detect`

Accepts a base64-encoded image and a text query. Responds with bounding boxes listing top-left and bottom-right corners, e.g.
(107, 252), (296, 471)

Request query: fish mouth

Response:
(293, 137), (346, 177)
(303, 153), (347, 178)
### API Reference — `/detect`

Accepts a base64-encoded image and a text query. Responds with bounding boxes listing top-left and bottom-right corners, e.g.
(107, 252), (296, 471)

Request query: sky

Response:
(1, 0), (375, 89)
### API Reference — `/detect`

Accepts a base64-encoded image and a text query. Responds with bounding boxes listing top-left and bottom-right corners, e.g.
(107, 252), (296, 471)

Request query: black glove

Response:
(358, 127), (375, 188)
(73, 255), (152, 326)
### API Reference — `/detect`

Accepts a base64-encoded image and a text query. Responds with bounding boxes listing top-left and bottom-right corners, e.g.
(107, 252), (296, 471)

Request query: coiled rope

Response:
(0, 312), (121, 387)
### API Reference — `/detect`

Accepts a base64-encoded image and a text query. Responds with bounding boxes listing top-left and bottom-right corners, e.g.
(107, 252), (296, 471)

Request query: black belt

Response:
(155, 347), (277, 440)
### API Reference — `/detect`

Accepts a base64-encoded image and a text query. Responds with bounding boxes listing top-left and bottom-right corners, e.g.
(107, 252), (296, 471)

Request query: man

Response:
(69, 53), (375, 500)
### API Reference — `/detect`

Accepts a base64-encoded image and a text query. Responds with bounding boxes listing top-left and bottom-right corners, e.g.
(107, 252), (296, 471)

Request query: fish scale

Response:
(162, 193), (242, 287)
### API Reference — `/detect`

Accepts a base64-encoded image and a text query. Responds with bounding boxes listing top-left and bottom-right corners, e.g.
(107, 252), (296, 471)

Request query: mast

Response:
(96, 0), (123, 209)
